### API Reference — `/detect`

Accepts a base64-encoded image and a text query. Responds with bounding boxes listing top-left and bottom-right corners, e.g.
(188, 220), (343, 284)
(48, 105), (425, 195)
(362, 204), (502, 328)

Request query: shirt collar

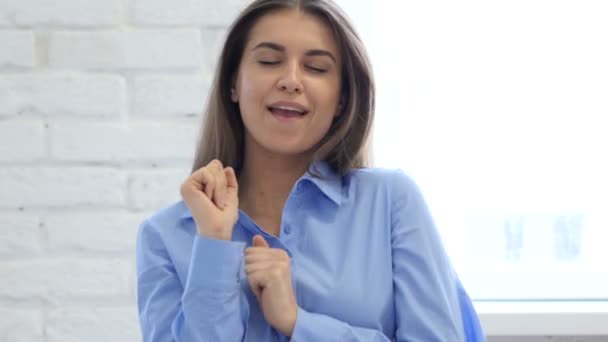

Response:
(179, 160), (344, 219)
(301, 160), (344, 206)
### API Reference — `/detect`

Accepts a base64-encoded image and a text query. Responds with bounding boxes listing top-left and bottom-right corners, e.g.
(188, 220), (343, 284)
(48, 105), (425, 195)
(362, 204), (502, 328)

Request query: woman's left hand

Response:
(245, 235), (298, 337)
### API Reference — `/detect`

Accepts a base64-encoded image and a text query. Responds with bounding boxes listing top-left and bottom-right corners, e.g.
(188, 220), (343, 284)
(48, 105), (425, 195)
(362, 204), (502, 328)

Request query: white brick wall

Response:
(49, 29), (204, 70)
(46, 307), (140, 342)
(131, 0), (244, 27)
(0, 0), (123, 28)
(0, 0), (246, 341)
(0, 214), (42, 256)
(0, 30), (35, 68)
(0, 73), (127, 117)
(0, 309), (44, 341)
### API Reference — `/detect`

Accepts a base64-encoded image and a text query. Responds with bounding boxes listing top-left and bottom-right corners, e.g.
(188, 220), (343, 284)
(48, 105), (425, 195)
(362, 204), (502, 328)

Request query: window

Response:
(337, 0), (608, 302)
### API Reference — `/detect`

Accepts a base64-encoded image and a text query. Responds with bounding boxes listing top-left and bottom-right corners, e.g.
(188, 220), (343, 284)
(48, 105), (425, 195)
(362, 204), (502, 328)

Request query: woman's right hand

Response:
(180, 159), (239, 240)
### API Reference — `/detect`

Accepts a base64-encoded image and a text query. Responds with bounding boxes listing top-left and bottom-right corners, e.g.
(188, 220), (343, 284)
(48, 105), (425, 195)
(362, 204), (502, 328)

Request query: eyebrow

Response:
(252, 41), (337, 63)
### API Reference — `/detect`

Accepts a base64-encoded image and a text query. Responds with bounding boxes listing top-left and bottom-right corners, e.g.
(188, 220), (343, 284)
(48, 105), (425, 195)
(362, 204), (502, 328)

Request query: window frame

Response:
(477, 301), (608, 336)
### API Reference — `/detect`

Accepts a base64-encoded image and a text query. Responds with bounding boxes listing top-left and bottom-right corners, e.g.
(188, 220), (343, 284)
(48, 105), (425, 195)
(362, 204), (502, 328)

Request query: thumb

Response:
(252, 234), (270, 248)
(223, 166), (239, 206)
(224, 167), (238, 191)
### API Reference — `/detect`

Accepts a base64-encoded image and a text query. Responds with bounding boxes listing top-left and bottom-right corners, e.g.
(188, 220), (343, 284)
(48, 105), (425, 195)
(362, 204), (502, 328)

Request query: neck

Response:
(238, 144), (312, 220)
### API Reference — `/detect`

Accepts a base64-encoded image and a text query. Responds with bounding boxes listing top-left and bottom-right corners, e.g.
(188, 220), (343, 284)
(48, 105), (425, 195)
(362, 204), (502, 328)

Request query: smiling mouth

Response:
(267, 106), (309, 118)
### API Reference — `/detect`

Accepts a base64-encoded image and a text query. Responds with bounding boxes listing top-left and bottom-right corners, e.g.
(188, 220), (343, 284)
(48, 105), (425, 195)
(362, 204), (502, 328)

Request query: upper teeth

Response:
(273, 106), (304, 113)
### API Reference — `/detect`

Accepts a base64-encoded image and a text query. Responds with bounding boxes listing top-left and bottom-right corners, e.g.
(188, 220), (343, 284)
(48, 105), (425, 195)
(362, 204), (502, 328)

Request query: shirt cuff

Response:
(185, 235), (246, 291)
(290, 306), (345, 341)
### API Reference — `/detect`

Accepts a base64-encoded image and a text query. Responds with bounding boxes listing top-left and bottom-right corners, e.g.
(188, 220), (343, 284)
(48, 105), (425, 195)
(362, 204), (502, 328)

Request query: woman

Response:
(136, 0), (485, 341)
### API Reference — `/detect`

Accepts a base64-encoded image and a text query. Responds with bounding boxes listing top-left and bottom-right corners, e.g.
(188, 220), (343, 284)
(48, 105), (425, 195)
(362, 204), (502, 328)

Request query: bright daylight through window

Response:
(338, 0), (608, 300)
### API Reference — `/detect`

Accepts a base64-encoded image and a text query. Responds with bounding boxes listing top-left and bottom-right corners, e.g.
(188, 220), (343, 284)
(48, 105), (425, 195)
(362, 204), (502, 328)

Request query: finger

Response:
(225, 166), (238, 191)
(207, 160), (224, 206)
(214, 166), (227, 209)
(223, 167), (238, 208)
(245, 246), (280, 256)
(251, 286), (261, 300)
(183, 167), (214, 199)
(247, 271), (266, 299)
(244, 252), (276, 264)
(252, 234), (270, 248)
(245, 248), (289, 264)
(203, 168), (214, 200)
(190, 164), (213, 185)
(245, 261), (274, 274)
(246, 245), (287, 254)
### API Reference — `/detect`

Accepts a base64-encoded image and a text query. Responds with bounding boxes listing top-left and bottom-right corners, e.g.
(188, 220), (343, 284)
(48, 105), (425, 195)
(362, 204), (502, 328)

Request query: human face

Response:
(232, 9), (342, 159)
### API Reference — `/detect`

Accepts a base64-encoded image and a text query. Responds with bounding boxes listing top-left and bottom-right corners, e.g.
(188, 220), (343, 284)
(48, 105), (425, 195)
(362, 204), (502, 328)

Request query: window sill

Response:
(476, 301), (608, 336)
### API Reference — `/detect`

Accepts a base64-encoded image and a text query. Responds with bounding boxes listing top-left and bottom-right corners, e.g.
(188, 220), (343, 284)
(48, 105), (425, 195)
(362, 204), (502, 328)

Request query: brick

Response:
(47, 307), (140, 342)
(45, 211), (145, 253)
(0, 308), (43, 341)
(49, 30), (203, 70)
(128, 169), (190, 210)
(0, 73), (126, 117)
(0, 120), (45, 161)
(0, 258), (130, 299)
(0, 167), (126, 208)
(200, 27), (226, 70)
(132, 0), (247, 27)
(0, 1), (20, 26)
(132, 74), (208, 117)
(0, 214), (42, 256)
(0, 30), (35, 68)
(50, 121), (199, 163)
(0, 0), (121, 28)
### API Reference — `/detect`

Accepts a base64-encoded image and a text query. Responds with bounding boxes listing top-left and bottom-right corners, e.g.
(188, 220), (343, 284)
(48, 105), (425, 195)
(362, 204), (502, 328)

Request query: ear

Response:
(230, 87), (238, 102)
(230, 71), (243, 103)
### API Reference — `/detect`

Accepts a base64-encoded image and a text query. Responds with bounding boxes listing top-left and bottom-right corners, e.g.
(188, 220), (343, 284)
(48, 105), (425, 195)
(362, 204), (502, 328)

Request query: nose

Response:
(276, 61), (303, 94)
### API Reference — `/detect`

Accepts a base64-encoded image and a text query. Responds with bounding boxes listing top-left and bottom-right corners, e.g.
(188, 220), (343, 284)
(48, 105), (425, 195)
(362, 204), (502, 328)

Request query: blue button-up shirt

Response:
(136, 162), (485, 341)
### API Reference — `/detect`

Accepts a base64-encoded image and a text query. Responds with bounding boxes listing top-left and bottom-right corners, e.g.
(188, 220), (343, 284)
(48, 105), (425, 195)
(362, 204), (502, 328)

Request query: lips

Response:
(269, 107), (305, 117)
(267, 101), (309, 120)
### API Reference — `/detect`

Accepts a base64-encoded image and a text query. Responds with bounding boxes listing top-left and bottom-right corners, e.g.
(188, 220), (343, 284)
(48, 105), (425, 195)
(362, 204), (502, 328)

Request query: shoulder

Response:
(346, 167), (420, 195)
(344, 167), (428, 217)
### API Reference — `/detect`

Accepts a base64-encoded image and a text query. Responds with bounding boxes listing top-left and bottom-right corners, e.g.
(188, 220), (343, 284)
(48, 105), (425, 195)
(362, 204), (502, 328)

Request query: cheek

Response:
(238, 69), (271, 102)
(314, 77), (341, 108)
(238, 80), (257, 104)
(315, 89), (341, 118)
(312, 93), (341, 133)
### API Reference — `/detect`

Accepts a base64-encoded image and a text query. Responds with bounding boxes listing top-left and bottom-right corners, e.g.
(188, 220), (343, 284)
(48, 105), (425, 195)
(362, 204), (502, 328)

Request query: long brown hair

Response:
(191, 0), (375, 176)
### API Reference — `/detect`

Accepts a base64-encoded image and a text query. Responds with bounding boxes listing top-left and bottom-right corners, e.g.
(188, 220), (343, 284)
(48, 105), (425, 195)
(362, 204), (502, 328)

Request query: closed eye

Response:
(259, 60), (280, 66)
(306, 65), (327, 73)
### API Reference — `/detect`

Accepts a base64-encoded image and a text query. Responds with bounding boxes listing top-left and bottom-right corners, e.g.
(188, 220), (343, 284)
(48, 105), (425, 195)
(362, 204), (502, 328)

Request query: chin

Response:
(246, 131), (320, 158)
(263, 139), (317, 157)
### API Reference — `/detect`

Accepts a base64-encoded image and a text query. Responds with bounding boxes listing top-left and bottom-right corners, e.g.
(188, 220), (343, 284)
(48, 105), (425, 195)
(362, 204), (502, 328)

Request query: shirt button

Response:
(284, 224), (292, 235)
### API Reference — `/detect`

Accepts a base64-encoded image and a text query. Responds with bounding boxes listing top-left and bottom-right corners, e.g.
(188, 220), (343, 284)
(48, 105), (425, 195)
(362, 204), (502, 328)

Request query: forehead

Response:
(245, 9), (340, 56)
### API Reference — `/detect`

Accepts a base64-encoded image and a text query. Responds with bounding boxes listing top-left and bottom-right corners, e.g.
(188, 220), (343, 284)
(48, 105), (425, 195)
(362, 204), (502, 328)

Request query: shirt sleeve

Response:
(136, 219), (249, 341)
(290, 307), (392, 341)
(390, 169), (477, 341)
